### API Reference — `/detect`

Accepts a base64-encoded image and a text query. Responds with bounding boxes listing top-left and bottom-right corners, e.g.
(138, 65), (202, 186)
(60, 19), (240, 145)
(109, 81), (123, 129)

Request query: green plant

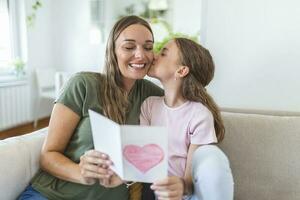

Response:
(154, 32), (199, 53)
(26, 0), (43, 27)
(11, 58), (26, 76)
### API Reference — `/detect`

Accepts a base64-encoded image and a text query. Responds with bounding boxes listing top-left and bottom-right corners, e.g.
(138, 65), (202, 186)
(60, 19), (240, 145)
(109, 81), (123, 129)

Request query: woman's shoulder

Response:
(67, 71), (104, 88)
(139, 78), (160, 87)
(71, 71), (103, 82)
(137, 79), (164, 96)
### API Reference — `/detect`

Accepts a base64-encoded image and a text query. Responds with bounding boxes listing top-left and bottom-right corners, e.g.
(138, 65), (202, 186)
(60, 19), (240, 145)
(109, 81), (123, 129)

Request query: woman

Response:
(18, 15), (163, 200)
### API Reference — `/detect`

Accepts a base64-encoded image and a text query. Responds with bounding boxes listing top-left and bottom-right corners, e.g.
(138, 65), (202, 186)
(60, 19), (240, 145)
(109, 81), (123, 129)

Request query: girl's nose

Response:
(152, 54), (159, 65)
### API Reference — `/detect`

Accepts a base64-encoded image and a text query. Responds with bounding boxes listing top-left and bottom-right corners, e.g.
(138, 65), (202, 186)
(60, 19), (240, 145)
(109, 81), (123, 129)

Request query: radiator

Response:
(0, 81), (30, 131)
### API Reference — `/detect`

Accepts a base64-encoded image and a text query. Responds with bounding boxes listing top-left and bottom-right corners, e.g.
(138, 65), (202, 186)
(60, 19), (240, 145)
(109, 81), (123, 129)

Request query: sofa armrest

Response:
(0, 128), (47, 200)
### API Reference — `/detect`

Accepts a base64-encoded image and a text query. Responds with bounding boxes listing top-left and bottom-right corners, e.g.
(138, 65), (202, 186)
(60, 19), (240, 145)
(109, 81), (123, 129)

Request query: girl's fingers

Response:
(155, 189), (180, 198)
(152, 177), (184, 200)
(155, 191), (179, 198)
(151, 183), (178, 191)
(153, 177), (170, 186)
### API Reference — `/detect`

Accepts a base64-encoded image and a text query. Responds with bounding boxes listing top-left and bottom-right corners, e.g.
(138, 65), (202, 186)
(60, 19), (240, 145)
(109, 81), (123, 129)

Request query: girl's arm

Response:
(183, 144), (201, 195)
(151, 145), (201, 199)
(40, 103), (114, 185)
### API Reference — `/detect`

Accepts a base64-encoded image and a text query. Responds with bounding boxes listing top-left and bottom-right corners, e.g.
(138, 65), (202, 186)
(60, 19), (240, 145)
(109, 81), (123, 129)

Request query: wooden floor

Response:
(0, 117), (50, 140)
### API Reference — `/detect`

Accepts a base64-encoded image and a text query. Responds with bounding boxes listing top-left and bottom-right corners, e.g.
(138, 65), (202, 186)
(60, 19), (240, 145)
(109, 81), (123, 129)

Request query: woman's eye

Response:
(144, 46), (153, 51)
(124, 46), (135, 50)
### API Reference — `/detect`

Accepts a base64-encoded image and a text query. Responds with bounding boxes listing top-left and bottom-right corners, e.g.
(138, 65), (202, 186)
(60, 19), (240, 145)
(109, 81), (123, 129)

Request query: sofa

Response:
(1, 108), (299, 200)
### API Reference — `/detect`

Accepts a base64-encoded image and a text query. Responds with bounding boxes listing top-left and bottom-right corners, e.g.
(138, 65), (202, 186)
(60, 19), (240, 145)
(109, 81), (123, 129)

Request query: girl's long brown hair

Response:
(101, 16), (153, 124)
(175, 38), (225, 142)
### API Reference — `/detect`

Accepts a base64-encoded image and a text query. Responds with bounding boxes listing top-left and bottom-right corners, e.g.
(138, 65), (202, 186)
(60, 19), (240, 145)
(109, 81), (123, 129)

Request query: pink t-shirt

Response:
(140, 96), (217, 178)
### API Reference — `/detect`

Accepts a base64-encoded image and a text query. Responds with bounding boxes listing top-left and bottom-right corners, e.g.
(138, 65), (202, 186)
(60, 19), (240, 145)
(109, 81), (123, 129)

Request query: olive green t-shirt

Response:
(31, 72), (163, 200)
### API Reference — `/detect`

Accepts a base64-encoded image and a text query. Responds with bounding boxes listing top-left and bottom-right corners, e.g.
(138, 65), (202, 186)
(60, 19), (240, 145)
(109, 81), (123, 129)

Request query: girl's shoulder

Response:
(189, 101), (213, 119)
(142, 96), (163, 106)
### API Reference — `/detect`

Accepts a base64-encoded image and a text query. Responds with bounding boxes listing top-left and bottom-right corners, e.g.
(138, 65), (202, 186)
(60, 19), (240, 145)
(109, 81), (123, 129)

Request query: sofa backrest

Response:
(1, 110), (300, 200)
(219, 109), (300, 200)
(0, 128), (47, 200)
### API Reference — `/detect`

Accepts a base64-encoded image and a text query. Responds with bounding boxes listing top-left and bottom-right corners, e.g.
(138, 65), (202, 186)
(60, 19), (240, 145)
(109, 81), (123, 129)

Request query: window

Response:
(0, 0), (12, 72)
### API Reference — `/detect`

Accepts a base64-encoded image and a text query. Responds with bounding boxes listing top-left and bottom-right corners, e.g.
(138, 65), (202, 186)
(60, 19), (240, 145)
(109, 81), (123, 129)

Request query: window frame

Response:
(0, 0), (26, 78)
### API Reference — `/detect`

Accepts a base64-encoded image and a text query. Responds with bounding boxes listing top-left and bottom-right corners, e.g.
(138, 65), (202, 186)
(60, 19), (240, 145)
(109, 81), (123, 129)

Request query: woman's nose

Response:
(135, 47), (145, 59)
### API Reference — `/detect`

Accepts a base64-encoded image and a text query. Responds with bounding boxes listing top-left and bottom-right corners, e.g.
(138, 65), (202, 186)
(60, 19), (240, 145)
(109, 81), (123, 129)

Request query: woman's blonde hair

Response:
(174, 38), (225, 142)
(101, 16), (153, 124)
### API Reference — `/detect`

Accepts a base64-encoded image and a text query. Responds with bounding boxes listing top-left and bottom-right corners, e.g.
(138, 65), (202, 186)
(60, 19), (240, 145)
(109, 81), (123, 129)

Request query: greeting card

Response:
(89, 109), (168, 183)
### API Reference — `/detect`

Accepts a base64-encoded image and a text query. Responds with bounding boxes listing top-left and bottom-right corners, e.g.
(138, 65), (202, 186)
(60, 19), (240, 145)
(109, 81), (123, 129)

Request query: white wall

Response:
(50, 0), (105, 73)
(25, 0), (300, 118)
(170, 0), (202, 37)
(202, 0), (300, 112)
(24, 0), (122, 120)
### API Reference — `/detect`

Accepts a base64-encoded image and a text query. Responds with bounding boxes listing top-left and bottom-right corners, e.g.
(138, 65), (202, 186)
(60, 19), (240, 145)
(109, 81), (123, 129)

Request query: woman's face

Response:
(148, 40), (181, 82)
(115, 24), (154, 81)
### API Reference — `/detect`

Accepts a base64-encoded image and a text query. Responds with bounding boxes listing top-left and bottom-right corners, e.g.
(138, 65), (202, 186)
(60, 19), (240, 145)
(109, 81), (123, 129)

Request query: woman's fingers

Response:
(80, 163), (111, 178)
(79, 150), (114, 185)
(80, 154), (112, 166)
(82, 150), (112, 165)
(84, 149), (106, 157)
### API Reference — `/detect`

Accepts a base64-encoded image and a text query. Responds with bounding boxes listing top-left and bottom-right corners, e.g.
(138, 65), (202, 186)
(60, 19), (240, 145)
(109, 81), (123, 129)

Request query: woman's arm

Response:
(40, 103), (113, 185)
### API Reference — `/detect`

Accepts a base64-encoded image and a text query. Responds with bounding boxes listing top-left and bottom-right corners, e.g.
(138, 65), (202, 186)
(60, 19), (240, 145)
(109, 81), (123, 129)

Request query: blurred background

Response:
(0, 0), (300, 136)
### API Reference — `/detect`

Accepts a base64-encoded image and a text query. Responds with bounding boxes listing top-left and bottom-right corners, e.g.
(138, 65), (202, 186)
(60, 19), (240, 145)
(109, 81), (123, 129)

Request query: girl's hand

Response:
(79, 150), (113, 185)
(151, 176), (184, 200)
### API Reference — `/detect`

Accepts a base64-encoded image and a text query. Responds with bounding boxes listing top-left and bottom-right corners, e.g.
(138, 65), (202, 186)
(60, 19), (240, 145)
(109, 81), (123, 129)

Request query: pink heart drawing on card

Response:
(123, 144), (164, 173)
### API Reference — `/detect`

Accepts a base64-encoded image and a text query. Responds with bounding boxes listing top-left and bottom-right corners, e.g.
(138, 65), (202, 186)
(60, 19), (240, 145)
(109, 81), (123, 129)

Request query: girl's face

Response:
(148, 40), (181, 82)
(115, 24), (154, 82)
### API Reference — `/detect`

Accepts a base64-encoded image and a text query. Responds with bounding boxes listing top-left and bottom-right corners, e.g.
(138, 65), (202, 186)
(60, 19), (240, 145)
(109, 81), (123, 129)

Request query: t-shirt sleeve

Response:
(55, 73), (86, 117)
(189, 108), (217, 145)
(140, 97), (152, 125)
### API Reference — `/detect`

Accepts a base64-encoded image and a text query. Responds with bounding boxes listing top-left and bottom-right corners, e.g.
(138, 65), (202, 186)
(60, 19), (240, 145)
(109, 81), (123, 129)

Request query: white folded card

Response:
(89, 109), (168, 183)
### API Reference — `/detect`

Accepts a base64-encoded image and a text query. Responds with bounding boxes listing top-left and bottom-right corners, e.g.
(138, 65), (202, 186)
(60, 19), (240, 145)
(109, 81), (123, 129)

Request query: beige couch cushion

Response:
(220, 111), (300, 200)
(0, 128), (47, 200)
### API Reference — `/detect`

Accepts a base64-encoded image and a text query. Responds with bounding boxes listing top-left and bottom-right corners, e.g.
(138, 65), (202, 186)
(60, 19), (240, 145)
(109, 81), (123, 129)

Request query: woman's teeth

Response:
(129, 63), (145, 68)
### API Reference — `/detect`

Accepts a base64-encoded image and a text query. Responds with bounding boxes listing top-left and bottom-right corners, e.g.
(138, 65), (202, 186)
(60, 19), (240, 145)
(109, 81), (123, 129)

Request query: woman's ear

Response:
(175, 66), (190, 78)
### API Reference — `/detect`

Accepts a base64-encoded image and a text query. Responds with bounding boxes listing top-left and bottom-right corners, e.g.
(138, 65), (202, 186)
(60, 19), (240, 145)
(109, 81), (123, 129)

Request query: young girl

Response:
(140, 38), (234, 200)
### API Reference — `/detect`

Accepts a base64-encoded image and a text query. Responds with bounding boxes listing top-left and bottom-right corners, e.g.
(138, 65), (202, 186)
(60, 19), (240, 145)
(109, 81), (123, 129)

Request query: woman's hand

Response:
(151, 176), (184, 200)
(99, 173), (123, 188)
(79, 150), (113, 185)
